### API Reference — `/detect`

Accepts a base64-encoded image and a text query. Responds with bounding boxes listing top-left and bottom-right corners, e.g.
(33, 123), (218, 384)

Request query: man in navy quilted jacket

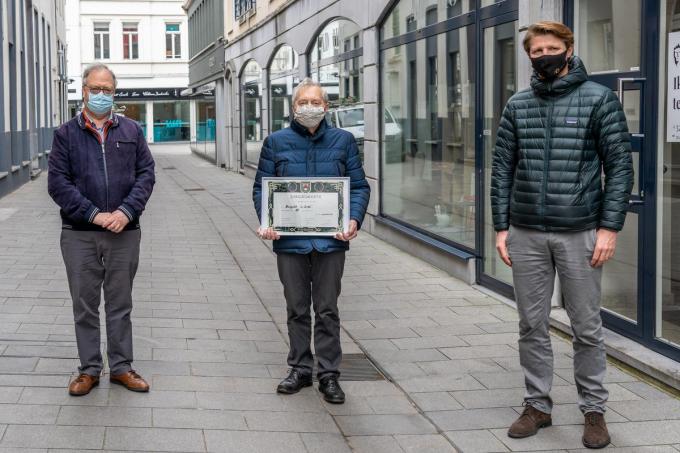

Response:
(253, 78), (370, 404)
(48, 64), (155, 396)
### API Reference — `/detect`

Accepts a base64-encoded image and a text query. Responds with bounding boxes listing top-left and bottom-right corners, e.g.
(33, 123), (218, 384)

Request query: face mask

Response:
(294, 105), (326, 128)
(531, 51), (568, 80)
(87, 92), (114, 115)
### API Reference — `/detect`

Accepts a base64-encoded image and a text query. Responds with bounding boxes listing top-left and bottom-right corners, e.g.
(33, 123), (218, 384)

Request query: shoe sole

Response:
(69, 379), (99, 396)
(276, 381), (313, 395)
(109, 379), (150, 392)
(322, 395), (345, 404)
(582, 437), (611, 449)
(507, 421), (552, 438)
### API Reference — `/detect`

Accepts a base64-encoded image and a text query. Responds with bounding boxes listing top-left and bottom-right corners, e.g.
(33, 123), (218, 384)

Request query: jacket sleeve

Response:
(490, 104), (518, 231)
(47, 125), (101, 223)
(252, 136), (275, 223)
(119, 125), (156, 221)
(346, 135), (370, 229)
(595, 89), (634, 231)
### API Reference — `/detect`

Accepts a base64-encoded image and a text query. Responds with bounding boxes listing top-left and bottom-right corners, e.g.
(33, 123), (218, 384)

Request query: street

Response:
(0, 144), (677, 452)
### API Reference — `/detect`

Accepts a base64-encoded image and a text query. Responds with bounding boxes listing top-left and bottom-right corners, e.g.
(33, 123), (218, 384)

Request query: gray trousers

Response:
(60, 229), (141, 376)
(277, 251), (345, 380)
(507, 226), (608, 414)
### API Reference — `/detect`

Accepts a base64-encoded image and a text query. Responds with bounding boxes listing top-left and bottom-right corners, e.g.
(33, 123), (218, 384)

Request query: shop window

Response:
(242, 60), (263, 165)
(153, 101), (189, 142)
(117, 102), (147, 137)
(268, 45), (298, 133)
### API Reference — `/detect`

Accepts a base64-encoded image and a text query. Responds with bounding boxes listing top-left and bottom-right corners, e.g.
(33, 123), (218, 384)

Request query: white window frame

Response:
(165, 23), (181, 59)
(93, 22), (110, 59)
(123, 22), (139, 60)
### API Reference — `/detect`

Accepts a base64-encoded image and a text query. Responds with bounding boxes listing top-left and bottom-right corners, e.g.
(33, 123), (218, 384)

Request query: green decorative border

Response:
(267, 180), (345, 233)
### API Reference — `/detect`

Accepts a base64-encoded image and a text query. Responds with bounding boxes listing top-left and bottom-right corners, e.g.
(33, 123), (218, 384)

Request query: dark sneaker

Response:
(318, 376), (345, 404)
(507, 404), (552, 438)
(582, 412), (610, 449)
(277, 369), (312, 394)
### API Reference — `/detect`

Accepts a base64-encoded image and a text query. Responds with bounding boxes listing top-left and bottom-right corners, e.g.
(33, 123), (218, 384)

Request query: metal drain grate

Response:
(313, 353), (384, 381)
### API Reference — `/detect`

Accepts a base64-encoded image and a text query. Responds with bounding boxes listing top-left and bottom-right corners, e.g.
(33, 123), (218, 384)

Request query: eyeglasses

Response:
(86, 85), (115, 95)
(295, 100), (324, 107)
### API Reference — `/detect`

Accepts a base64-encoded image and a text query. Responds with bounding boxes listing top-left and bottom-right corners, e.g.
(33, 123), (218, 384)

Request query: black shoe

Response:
(276, 369), (313, 394)
(319, 376), (345, 404)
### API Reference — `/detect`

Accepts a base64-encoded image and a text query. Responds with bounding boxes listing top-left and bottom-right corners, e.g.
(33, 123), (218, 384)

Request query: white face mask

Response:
(294, 105), (326, 128)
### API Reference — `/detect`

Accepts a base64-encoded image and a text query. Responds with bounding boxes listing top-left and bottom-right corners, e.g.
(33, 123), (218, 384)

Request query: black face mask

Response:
(531, 51), (569, 80)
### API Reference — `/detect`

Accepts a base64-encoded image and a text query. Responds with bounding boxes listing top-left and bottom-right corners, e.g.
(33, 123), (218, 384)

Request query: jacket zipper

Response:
(541, 97), (554, 227)
(101, 141), (110, 212)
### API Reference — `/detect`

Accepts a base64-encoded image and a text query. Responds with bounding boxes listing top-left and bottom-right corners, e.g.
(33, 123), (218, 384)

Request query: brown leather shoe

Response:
(68, 374), (99, 396)
(110, 370), (149, 392)
(582, 412), (610, 449)
(508, 405), (552, 438)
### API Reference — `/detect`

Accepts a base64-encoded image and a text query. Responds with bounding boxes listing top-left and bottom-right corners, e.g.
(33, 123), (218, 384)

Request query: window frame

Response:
(93, 21), (110, 59)
(122, 22), (139, 60)
(165, 22), (181, 59)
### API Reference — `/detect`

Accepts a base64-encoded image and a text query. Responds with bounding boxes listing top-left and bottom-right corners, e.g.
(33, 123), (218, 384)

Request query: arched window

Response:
(310, 19), (363, 158)
(241, 60), (263, 165)
(268, 45), (298, 132)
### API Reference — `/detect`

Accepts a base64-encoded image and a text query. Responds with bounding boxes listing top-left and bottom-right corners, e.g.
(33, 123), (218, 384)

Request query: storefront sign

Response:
(667, 32), (680, 142)
(115, 88), (182, 100)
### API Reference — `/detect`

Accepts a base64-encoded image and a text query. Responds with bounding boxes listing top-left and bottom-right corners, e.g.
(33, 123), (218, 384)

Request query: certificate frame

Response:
(260, 177), (350, 236)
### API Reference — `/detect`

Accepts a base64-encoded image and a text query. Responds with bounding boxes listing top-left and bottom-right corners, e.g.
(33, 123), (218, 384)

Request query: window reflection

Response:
(242, 60), (263, 165)
(269, 45), (298, 133)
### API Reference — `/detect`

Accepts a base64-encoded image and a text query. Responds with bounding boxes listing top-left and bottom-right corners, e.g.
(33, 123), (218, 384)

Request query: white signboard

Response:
(667, 32), (680, 142)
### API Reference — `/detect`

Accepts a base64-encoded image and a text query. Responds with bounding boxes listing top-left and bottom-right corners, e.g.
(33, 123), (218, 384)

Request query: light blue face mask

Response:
(87, 92), (114, 115)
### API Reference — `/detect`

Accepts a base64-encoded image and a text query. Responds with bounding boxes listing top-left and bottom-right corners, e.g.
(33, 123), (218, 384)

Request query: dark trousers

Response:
(60, 229), (140, 376)
(277, 250), (345, 380)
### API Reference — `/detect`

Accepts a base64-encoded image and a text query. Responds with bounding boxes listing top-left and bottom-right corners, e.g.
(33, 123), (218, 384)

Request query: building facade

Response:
(66, 0), (210, 145)
(187, 0), (680, 384)
(0, 0), (69, 198)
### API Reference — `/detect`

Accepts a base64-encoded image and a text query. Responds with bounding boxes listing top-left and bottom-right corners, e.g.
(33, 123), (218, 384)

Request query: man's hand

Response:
(257, 227), (281, 241)
(102, 210), (130, 234)
(335, 220), (359, 242)
(591, 228), (618, 267)
(496, 230), (512, 267)
(93, 212), (112, 227)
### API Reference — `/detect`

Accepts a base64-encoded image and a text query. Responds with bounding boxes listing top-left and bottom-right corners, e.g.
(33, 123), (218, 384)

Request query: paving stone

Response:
(439, 344), (519, 360)
(108, 388), (197, 408)
(244, 411), (338, 432)
(391, 335), (467, 350)
(57, 406), (152, 427)
(394, 434), (457, 453)
(444, 429), (510, 452)
(618, 381), (677, 400)
(104, 427), (205, 452)
(335, 414), (437, 436)
(608, 399), (680, 421)
(204, 430), (306, 453)
(1, 425), (105, 449)
(0, 404), (60, 424)
(152, 348), (226, 362)
(153, 407), (246, 429)
(348, 435), (405, 453)
(300, 433), (352, 453)
(429, 407), (520, 431)
(364, 395), (419, 415)
(410, 392), (463, 412)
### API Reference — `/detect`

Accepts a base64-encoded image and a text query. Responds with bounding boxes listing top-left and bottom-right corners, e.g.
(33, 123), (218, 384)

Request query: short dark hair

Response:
(523, 21), (574, 53)
(82, 63), (117, 87)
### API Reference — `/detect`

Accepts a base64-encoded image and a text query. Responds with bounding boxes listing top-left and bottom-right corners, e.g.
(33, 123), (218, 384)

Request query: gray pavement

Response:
(0, 144), (677, 452)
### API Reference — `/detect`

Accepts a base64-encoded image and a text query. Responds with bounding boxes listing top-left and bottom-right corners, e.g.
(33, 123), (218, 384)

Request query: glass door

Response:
(570, 0), (654, 338)
(478, 1), (519, 296)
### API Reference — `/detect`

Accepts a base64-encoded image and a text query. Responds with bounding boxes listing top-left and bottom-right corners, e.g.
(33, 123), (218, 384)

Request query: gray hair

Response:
(292, 77), (328, 104)
(82, 63), (117, 87)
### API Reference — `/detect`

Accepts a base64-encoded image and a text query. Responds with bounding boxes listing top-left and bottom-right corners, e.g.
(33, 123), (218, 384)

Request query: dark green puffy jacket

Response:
(491, 56), (634, 232)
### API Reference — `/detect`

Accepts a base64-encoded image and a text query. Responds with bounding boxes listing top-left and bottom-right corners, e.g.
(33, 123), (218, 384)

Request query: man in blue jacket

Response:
(253, 78), (370, 404)
(48, 64), (155, 396)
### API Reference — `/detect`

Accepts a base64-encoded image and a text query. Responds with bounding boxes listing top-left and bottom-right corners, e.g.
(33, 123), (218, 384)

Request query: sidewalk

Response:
(0, 145), (676, 452)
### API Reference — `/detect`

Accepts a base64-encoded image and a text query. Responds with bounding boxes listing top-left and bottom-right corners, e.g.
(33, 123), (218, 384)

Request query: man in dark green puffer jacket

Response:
(491, 21), (633, 449)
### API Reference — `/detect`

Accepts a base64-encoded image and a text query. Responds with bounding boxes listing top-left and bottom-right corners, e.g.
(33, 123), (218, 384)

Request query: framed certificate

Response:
(260, 177), (350, 236)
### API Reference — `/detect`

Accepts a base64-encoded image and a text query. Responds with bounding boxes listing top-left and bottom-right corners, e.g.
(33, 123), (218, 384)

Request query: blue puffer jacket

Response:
(253, 119), (370, 254)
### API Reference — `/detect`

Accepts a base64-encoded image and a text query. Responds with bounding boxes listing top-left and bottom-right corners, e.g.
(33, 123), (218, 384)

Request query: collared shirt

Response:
(81, 109), (113, 143)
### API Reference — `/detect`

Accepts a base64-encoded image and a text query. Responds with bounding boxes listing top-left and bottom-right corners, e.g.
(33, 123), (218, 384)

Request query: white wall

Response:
(67, 0), (189, 100)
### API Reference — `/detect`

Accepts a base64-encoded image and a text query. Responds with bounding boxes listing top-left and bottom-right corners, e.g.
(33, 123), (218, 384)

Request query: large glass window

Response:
(153, 101), (189, 142)
(242, 60), (263, 165)
(269, 45), (298, 133)
(94, 22), (110, 59)
(311, 19), (364, 158)
(123, 22), (139, 60)
(117, 101), (147, 137)
(165, 23), (181, 59)
(575, 0), (641, 74)
(381, 5), (476, 247)
(194, 98), (216, 161)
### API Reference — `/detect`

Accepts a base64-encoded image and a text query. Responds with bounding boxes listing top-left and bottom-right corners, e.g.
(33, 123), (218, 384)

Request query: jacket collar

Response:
(530, 55), (589, 97)
(77, 110), (118, 130)
(290, 118), (329, 141)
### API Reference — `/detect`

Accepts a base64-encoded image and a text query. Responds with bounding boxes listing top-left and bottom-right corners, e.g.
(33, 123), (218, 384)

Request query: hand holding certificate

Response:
(259, 177), (350, 237)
